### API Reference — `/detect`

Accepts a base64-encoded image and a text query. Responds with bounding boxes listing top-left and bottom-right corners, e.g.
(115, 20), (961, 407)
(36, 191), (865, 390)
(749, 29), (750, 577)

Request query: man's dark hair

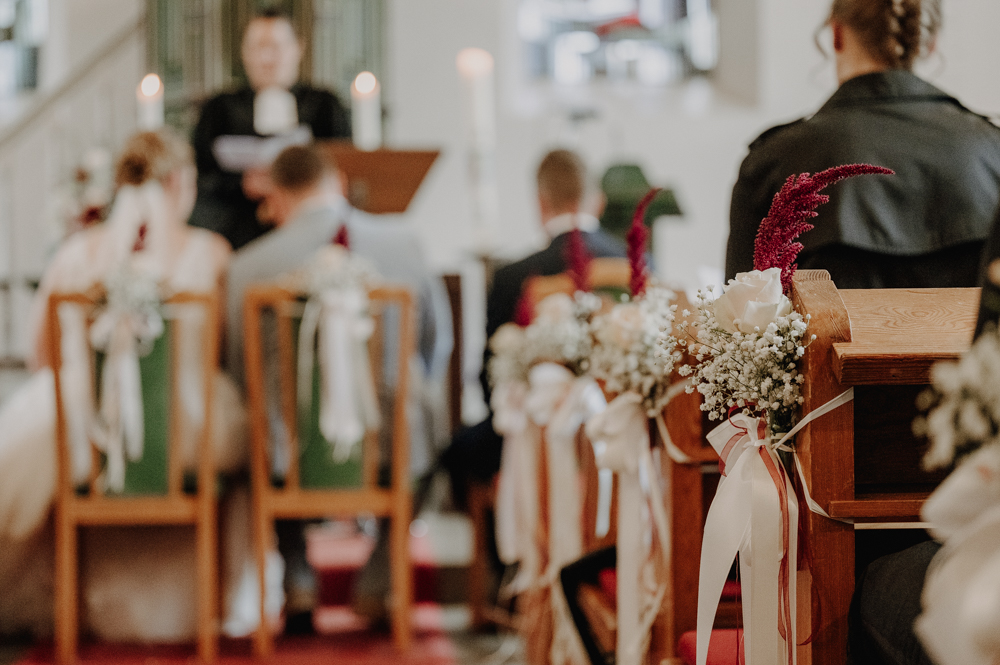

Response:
(270, 145), (327, 192)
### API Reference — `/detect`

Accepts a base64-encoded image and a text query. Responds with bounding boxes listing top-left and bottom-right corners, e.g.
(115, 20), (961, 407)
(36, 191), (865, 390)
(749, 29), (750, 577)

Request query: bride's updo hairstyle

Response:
(829, 0), (941, 70)
(114, 129), (194, 188)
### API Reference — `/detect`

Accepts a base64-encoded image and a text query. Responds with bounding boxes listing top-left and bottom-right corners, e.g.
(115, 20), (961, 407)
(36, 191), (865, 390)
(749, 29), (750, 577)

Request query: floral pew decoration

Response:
(679, 164), (893, 665)
(488, 230), (604, 665)
(281, 224), (382, 468)
(583, 189), (681, 665)
(913, 330), (1000, 665)
(88, 223), (165, 492)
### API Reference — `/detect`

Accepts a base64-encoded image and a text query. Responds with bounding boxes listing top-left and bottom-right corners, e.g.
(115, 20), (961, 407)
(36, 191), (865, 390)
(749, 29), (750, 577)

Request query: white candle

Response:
(136, 73), (164, 131)
(456, 48), (496, 151)
(351, 71), (381, 151)
(456, 48), (499, 250)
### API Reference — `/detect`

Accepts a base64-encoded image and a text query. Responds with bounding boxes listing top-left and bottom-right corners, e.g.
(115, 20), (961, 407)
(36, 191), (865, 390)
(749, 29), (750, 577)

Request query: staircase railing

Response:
(0, 14), (146, 365)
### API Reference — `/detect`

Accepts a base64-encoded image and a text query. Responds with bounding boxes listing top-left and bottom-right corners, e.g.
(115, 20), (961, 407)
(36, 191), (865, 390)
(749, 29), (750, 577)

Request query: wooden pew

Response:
(791, 270), (976, 665)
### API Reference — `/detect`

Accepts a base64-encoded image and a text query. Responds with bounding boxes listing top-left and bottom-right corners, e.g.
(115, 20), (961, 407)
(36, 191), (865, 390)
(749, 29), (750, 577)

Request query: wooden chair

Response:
(50, 291), (220, 665)
(790, 270), (975, 664)
(243, 283), (416, 658)
(522, 257), (632, 308)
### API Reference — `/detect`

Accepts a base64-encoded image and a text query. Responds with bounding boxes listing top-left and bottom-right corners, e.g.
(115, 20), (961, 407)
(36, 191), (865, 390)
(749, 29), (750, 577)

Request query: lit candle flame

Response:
(354, 72), (377, 95)
(140, 73), (161, 98)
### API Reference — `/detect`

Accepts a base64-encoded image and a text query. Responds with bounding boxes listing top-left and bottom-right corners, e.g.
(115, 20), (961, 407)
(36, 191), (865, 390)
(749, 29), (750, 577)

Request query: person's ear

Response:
(925, 34), (938, 57)
(831, 20), (845, 53)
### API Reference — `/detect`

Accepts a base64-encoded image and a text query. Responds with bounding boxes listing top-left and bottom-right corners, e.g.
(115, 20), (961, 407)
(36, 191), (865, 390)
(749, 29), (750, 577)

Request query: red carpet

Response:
(15, 527), (459, 664)
(17, 606), (456, 665)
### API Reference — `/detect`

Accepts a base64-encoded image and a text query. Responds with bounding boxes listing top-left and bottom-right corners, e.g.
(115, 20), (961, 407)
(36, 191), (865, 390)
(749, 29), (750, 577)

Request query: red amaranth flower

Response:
(753, 163), (894, 293)
(332, 224), (350, 250)
(132, 223), (148, 253)
(513, 290), (534, 327)
(564, 226), (591, 293)
(627, 188), (659, 297)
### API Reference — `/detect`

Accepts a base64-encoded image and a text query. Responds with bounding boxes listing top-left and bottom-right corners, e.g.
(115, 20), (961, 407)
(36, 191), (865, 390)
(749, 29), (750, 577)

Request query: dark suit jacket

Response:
(190, 84), (351, 249)
(481, 230), (627, 399)
(726, 70), (1000, 288)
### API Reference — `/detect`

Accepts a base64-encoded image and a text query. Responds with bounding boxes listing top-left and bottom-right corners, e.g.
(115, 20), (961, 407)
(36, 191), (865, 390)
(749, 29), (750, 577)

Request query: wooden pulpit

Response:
(791, 270), (977, 665)
(317, 142), (439, 214)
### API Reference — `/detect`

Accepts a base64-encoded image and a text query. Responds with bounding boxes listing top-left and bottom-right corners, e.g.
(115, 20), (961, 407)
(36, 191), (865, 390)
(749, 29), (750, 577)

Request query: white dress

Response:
(0, 184), (282, 640)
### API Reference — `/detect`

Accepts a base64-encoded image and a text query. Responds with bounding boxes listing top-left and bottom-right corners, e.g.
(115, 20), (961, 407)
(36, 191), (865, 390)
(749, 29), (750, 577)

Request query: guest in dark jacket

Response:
(726, 0), (1000, 289)
(443, 149), (627, 507)
(190, 9), (350, 249)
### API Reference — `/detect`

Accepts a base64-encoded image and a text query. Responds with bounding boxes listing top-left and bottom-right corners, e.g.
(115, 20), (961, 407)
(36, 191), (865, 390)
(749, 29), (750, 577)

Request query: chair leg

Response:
(54, 510), (78, 665)
(468, 485), (490, 629)
(252, 502), (274, 660)
(196, 498), (219, 663)
(390, 505), (413, 652)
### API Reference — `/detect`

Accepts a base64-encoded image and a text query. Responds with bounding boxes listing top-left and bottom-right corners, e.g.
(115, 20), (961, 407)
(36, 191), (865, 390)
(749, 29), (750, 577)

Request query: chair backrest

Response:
(48, 290), (219, 500)
(242, 283), (416, 492)
(522, 257), (631, 317)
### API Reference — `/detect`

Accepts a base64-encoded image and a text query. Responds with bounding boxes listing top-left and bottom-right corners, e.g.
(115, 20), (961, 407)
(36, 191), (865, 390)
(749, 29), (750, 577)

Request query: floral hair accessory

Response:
(332, 224), (350, 250)
(753, 164), (894, 293)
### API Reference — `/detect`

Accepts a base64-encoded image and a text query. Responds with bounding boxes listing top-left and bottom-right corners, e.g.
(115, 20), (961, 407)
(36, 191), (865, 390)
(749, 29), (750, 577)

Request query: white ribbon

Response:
(297, 287), (380, 462)
(520, 362), (607, 665)
(695, 388), (854, 665)
(89, 306), (164, 493)
(586, 392), (673, 665)
(493, 379), (541, 592)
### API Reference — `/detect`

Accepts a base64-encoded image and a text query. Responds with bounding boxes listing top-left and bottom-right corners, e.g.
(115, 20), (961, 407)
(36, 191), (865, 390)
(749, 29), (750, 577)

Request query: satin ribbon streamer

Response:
(586, 392), (673, 665)
(695, 388), (854, 665)
(492, 379), (541, 592)
(89, 306), (164, 492)
(297, 287), (380, 462)
(495, 362), (605, 665)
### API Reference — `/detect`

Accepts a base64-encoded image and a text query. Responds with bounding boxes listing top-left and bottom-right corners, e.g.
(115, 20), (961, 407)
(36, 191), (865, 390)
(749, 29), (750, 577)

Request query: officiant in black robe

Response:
(190, 10), (350, 249)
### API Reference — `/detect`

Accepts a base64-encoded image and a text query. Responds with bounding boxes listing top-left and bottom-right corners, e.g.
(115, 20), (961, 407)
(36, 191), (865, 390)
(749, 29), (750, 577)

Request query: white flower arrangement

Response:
(675, 268), (813, 432)
(292, 244), (379, 295)
(487, 291), (601, 387)
(589, 285), (681, 416)
(915, 328), (1000, 470)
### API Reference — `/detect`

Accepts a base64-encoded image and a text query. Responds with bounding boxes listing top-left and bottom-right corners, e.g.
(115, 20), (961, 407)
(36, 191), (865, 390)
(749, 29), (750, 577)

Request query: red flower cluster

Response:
(627, 188), (659, 297)
(132, 223), (148, 253)
(752, 164), (894, 293)
(332, 224), (350, 250)
(564, 226), (591, 293)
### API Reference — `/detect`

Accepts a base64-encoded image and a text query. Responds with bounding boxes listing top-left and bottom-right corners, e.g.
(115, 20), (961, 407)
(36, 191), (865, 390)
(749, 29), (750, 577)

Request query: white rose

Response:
(534, 292), (575, 324)
(605, 303), (644, 348)
(490, 323), (525, 355)
(712, 267), (793, 334)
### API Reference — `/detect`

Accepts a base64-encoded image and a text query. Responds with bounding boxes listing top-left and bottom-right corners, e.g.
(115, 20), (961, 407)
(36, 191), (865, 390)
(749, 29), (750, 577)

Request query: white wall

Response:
(384, 0), (1000, 412)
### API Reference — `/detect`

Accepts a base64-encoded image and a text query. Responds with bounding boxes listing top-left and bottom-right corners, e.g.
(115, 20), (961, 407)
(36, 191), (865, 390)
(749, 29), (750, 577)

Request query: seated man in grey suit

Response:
(227, 144), (453, 630)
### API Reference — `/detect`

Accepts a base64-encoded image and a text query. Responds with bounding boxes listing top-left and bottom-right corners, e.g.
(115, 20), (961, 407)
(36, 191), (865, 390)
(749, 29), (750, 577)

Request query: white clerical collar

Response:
(543, 212), (600, 239)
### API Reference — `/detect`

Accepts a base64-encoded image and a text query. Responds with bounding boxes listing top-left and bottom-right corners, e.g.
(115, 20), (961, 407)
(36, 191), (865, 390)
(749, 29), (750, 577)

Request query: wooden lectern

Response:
(317, 142), (439, 215)
(791, 270), (976, 665)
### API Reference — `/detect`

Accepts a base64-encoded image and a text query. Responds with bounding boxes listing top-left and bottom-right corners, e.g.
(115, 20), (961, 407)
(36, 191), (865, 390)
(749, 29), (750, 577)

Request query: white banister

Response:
(0, 13), (146, 364)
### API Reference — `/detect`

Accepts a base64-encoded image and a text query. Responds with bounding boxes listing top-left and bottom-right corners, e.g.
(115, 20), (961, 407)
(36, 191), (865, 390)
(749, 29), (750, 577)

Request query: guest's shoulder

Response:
(747, 118), (808, 152)
(188, 227), (232, 260)
(585, 230), (627, 257)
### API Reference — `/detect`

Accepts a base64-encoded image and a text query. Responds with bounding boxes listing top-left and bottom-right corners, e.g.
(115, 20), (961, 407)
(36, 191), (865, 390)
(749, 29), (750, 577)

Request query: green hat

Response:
(599, 164), (682, 239)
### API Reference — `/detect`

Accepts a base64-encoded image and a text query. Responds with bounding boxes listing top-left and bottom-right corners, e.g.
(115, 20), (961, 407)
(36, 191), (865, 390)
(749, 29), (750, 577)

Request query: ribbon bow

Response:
(695, 388), (854, 665)
(520, 362), (606, 665)
(89, 304), (164, 492)
(492, 379), (541, 587)
(297, 287), (380, 462)
(586, 392), (672, 665)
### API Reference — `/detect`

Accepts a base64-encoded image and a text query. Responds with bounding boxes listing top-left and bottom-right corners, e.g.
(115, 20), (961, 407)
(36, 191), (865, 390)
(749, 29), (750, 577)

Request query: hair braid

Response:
(829, 0), (940, 70)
